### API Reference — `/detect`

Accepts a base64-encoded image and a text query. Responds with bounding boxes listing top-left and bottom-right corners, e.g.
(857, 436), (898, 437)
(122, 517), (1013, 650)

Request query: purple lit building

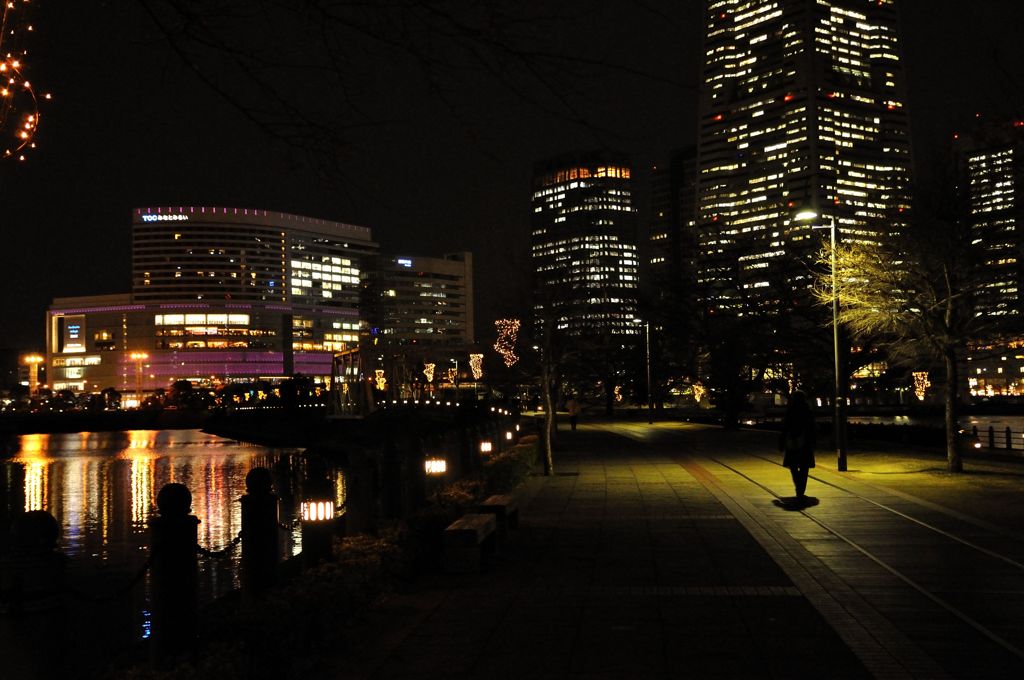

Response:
(46, 207), (378, 396)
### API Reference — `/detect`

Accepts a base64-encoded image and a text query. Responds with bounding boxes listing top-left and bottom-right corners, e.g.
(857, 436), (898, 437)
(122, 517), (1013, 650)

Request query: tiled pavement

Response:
(324, 422), (1024, 679)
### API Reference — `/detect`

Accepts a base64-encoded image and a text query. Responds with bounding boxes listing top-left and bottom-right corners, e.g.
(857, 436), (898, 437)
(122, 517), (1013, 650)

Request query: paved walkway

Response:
(324, 422), (1024, 679)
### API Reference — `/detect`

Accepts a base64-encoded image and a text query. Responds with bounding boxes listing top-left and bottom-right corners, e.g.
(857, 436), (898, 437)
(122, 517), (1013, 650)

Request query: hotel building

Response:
(696, 0), (912, 316)
(531, 151), (640, 338)
(47, 207), (377, 394)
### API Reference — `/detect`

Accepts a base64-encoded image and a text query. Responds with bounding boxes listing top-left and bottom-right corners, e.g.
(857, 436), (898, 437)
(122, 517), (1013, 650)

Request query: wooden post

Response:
(988, 426), (996, 450)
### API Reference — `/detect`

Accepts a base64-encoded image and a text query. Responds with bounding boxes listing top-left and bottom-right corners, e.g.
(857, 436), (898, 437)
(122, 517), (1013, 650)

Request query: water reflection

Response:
(1, 430), (316, 592)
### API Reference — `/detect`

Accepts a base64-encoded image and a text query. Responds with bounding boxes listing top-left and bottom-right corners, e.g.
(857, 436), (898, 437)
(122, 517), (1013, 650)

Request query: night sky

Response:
(2, 1), (1023, 355)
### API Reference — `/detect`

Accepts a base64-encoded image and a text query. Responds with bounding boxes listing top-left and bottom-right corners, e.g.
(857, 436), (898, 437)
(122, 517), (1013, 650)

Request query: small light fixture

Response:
(301, 500), (334, 522)
(480, 441), (493, 453)
(505, 431), (514, 441)
(424, 458), (447, 475)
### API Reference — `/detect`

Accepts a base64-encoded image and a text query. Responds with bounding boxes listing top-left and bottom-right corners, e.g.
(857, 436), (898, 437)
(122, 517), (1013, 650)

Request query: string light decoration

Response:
(445, 367), (458, 384)
(912, 371), (930, 401)
(614, 385), (623, 403)
(692, 383), (706, 404)
(423, 363), (435, 383)
(374, 369), (387, 391)
(469, 353), (484, 380)
(1, 0), (50, 161)
(494, 319), (520, 367)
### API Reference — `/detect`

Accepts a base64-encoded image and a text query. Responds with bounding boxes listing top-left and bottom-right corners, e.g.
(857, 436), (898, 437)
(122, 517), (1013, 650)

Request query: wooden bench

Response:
(474, 494), (519, 538)
(443, 513), (496, 574)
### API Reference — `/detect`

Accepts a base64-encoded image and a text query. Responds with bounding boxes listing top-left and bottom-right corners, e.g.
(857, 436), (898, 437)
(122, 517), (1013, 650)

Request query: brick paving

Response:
(324, 421), (1024, 679)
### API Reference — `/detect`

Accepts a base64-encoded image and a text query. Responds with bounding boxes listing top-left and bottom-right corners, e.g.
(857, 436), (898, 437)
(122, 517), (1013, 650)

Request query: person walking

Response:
(566, 396), (581, 431)
(779, 390), (816, 503)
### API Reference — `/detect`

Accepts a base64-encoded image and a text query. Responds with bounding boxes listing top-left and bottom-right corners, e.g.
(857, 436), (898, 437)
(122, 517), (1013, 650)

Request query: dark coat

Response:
(779, 400), (816, 469)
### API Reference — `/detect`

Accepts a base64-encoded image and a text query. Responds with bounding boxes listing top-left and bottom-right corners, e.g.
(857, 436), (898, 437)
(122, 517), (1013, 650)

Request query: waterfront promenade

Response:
(324, 421), (1024, 679)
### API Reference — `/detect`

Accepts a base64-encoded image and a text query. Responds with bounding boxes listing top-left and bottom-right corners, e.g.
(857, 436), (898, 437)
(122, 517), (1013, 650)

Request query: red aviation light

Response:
(783, 93), (795, 102)
(1013, 121), (1024, 128)
(713, 113), (724, 121)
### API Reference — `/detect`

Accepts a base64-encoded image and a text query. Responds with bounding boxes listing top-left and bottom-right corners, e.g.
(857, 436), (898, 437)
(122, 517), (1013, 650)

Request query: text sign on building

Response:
(62, 314), (87, 353)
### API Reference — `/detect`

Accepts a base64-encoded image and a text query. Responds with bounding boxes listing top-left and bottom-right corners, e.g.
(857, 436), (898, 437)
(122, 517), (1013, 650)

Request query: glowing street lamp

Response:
(129, 351), (149, 409)
(794, 209), (847, 472)
(22, 354), (43, 395)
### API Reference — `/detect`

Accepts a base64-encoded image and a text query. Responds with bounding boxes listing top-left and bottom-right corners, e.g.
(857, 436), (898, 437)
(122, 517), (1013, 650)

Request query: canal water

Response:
(0, 429), (336, 648)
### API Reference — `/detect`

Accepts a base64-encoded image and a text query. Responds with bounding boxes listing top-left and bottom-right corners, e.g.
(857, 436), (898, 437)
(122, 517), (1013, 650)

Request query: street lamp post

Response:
(23, 354), (44, 395)
(129, 351), (149, 409)
(794, 210), (848, 472)
(633, 318), (653, 424)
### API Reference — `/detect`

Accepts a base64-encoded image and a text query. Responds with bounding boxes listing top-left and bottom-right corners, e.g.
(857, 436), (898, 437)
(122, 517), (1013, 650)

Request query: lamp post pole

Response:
(130, 352), (148, 409)
(23, 355), (43, 395)
(633, 318), (652, 424)
(829, 217), (848, 471)
(795, 209), (847, 472)
(644, 320), (652, 424)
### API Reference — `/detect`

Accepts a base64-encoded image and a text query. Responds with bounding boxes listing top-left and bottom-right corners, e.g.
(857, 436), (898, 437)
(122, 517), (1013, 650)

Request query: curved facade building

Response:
(46, 207), (377, 395)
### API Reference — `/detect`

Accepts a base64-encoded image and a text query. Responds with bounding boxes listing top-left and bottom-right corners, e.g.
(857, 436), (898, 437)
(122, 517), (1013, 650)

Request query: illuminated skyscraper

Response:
(960, 121), (1024, 334)
(531, 151), (640, 338)
(696, 0), (912, 316)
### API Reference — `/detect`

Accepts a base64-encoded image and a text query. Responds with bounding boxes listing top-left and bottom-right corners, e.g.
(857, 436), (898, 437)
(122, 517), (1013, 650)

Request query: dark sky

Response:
(2, 1), (1023, 354)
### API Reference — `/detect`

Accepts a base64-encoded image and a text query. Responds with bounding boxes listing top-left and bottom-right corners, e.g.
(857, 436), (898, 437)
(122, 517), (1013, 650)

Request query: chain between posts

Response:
(196, 532), (243, 559)
(66, 555), (153, 602)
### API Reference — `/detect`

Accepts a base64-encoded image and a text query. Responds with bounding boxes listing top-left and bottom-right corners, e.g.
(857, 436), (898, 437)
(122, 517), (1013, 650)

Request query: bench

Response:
(474, 494), (519, 538)
(443, 513), (496, 574)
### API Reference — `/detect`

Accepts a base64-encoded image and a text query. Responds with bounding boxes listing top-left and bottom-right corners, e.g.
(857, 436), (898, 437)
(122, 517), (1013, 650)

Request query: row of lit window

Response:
(155, 313), (251, 326)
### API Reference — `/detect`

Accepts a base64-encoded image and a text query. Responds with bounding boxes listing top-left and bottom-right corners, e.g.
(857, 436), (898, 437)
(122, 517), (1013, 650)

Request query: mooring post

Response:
(150, 483), (200, 667)
(240, 468), (279, 599)
(0, 510), (66, 679)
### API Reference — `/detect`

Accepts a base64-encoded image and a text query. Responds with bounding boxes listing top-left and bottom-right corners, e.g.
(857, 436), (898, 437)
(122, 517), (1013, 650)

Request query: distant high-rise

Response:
(696, 0), (912, 316)
(531, 151), (640, 337)
(959, 121), (1024, 335)
(648, 147), (698, 297)
(364, 252), (474, 346)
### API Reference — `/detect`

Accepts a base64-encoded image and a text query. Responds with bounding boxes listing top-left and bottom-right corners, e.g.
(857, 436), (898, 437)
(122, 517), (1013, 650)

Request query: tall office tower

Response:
(959, 121), (1024, 336)
(531, 151), (640, 338)
(364, 252), (475, 346)
(696, 0), (912, 316)
(649, 147), (698, 297)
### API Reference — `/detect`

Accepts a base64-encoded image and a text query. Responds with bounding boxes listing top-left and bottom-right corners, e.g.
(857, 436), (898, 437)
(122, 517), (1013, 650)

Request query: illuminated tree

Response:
(815, 182), (983, 472)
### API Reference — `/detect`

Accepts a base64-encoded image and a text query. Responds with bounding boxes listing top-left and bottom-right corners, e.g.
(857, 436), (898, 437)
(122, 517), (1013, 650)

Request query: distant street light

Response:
(22, 354), (43, 395)
(129, 351), (149, 409)
(632, 318), (653, 424)
(794, 209), (847, 472)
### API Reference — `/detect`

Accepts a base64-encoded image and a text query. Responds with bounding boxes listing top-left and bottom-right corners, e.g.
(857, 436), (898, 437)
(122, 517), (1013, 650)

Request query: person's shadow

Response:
(772, 496), (820, 511)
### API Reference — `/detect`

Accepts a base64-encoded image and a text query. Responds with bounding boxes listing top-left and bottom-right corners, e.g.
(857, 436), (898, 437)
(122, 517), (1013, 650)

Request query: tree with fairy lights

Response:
(1, 0), (51, 162)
